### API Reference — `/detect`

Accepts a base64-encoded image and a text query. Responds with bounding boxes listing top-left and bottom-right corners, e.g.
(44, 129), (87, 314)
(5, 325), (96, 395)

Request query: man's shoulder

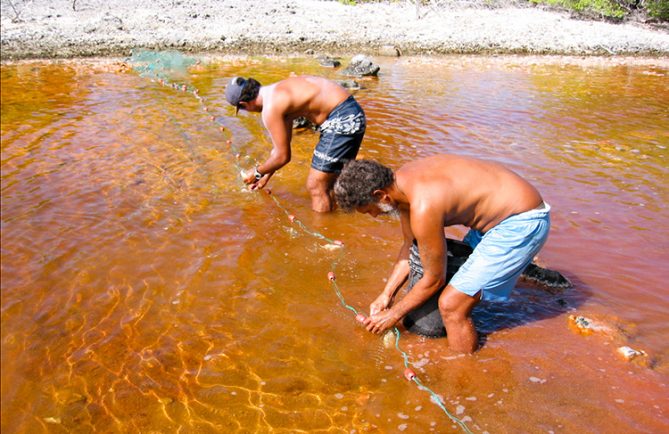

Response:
(402, 175), (448, 219)
(397, 163), (440, 193)
(275, 76), (308, 91)
(263, 84), (292, 112)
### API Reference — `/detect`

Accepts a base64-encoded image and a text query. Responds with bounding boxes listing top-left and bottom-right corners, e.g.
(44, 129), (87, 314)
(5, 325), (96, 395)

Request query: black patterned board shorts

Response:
(311, 95), (366, 173)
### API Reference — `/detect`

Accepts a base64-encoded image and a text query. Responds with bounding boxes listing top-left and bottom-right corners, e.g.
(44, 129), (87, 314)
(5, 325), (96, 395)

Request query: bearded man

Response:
(333, 154), (551, 353)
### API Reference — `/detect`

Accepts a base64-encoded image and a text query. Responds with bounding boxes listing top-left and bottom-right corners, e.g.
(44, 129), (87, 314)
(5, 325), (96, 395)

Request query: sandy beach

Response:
(2, 0), (669, 60)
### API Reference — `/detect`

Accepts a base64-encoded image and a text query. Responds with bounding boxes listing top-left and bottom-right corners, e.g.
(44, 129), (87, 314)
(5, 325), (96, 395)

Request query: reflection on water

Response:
(2, 56), (668, 433)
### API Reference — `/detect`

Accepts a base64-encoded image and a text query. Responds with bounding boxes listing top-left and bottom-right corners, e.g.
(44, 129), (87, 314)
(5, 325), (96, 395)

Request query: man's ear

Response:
(372, 189), (388, 203)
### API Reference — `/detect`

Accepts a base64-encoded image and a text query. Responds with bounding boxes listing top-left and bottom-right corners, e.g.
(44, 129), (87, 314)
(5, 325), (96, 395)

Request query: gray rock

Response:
(340, 54), (380, 77)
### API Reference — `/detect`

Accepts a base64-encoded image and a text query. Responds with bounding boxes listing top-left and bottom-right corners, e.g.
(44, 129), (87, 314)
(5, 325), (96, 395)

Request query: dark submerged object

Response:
(292, 116), (317, 130)
(403, 238), (573, 338)
(318, 56), (341, 68)
(336, 79), (362, 90)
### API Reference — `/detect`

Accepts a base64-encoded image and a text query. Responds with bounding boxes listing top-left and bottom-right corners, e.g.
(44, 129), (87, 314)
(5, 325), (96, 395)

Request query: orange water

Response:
(2, 56), (668, 433)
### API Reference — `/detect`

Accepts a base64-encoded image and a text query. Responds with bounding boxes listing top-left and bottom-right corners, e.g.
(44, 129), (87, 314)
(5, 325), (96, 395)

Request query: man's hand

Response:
(241, 168), (256, 184)
(241, 167), (272, 190)
(369, 293), (392, 316)
(362, 308), (400, 335)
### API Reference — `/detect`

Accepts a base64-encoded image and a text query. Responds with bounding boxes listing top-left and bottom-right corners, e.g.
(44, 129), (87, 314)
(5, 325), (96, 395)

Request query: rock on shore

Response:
(2, 0), (669, 60)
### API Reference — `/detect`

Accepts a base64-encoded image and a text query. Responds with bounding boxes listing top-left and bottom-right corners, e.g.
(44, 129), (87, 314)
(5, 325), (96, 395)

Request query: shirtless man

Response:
(225, 75), (366, 212)
(333, 154), (551, 353)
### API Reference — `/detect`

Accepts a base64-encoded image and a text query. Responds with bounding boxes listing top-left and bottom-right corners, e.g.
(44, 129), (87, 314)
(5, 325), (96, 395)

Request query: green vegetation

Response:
(529, 0), (667, 21)
(341, 0), (668, 22)
(644, 0), (669, 20)
(530, 0), (628, 19)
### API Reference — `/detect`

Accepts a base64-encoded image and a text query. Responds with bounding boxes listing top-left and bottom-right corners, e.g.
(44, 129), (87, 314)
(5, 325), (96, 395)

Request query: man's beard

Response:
(377, 202), (400, 220)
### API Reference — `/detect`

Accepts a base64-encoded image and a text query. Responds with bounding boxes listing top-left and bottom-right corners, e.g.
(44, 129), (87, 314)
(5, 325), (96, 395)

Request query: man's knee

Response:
(306, 170), (337, 195)
(438, 295), (461, 322)
(438, 285), (479, 321)
(306, 177), (327, 195)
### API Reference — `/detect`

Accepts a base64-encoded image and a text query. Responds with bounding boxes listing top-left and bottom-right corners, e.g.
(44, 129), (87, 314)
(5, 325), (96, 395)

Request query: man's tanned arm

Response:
(242, 93), (292, 189)
(369, 208), (413, 316)
(260, 107), (292, 173)
(364, 206), (446, 334)
(392, 205), (446, 316)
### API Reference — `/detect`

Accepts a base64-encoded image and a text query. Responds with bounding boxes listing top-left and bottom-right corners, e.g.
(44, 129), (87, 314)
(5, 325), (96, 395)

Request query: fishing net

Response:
(127, 50), (473, 433)
(128, 49), (198, 81)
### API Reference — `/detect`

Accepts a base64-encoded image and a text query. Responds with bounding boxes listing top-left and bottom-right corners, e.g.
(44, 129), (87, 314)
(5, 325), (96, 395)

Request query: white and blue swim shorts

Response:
(449, 203), (551, 302)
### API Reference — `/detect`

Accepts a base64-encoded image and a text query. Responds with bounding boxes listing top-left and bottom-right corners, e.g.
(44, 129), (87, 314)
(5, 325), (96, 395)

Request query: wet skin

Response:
(357, 154), (543, 353)
(238, 75), (353, 212)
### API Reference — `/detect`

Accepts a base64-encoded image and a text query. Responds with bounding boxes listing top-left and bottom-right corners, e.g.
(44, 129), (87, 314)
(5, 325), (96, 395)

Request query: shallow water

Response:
(2, 55), (668, 433)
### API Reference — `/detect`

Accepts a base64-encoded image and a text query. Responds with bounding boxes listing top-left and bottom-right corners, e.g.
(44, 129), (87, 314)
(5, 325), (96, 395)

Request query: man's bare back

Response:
(396, 154), (543, 233)
(264, 76), (351, 125)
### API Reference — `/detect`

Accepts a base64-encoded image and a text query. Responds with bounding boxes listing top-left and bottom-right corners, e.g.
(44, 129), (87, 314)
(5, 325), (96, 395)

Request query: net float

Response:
(355, 314), (366, 323)
(288, 214), (296, 222)
(404, 368), (416, 381)
(333, 240), (344, 246)
(327, 271), (336, 281)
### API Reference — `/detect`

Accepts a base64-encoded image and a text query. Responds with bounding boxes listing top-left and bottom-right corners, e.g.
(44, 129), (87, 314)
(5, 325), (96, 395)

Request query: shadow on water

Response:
(473, 272), (591, 342)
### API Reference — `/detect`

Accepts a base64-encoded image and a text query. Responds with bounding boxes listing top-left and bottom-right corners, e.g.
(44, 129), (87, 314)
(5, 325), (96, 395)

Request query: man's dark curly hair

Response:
(240, 77), (261, 103)
(334, 159), (395, 212)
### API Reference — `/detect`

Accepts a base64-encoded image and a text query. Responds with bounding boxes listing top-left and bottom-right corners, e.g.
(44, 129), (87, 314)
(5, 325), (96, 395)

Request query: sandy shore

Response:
(1, 0), (669, 61)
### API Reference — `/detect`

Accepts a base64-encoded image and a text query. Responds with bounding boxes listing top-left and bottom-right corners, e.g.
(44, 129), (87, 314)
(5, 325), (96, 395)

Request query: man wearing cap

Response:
(333, 154), (551, 353)
(225, 75), (366, 212)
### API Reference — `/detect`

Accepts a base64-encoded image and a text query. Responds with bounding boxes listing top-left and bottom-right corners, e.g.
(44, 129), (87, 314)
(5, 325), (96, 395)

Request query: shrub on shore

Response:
(529, 0), (668, 21)
(341, 0), (668, 22)
(644, 0), (669, 20)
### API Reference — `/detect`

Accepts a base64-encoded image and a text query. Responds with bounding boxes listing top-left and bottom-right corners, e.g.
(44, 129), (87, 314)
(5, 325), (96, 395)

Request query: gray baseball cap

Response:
(225, 76), (247, 114)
